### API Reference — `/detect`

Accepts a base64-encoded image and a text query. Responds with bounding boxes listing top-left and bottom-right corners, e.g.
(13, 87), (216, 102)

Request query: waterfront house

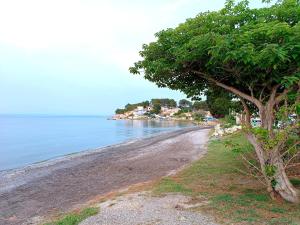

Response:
(133, 106), (146, 116)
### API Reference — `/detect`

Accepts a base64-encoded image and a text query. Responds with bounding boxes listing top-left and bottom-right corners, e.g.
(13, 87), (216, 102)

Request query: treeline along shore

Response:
(112, 98), (216, 123)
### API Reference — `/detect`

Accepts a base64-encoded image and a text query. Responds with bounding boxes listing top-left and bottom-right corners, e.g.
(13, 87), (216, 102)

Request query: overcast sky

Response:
(0, 0), (264, 115)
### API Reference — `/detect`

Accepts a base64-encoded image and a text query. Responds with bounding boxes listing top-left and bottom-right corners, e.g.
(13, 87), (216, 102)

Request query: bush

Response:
(193, 112), (205, 121)
(150, 104), (161, 114)
(115, 108), (126, 114)
(223, 114), (236, 127)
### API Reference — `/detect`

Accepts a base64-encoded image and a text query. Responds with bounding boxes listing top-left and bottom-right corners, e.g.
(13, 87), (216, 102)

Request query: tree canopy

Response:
(178, 99), (192, 108)
(151, 98), (177, 108)
(150, 104), (162, 114)
(130, 0), (300, 105)
(192, 101), (209, 111)
(115, 101), (149, 114)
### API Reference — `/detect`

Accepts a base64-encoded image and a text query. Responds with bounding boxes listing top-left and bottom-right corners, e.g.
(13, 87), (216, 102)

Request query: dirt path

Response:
(80, 192), (219, 225)
(0, 127), (211, 225)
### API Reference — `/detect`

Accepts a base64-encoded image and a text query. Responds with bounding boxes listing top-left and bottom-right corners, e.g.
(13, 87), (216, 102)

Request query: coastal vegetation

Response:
(151, 98), (177, 108)
(113, 98), (214, 121)
(115, 101), (150, 114)
(153, 132), (300, 224)
(114, 96), (238, 121)
(130, 0), (300, 203)
(44, 207), (99, 225)
(206, 86), (241, 118)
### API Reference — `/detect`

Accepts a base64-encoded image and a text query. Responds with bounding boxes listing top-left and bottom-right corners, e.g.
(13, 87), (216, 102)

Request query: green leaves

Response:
(281, 73), (300, 87)
(296, 103), (300, 115)
(130, 0), (300, 102)
(265, 165), (277, 177)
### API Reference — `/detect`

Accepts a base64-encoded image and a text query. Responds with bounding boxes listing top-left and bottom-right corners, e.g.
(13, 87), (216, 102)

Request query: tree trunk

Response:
(246, 132), (274, 196)
(207, 79), (300, 203)
(243, 102), (299, 203)
(271, 150), (299, 203)
(246, 132), (299, 203)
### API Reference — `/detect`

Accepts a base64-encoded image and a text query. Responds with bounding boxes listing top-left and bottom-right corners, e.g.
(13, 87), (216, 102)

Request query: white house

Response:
(133, 106), (146, 116)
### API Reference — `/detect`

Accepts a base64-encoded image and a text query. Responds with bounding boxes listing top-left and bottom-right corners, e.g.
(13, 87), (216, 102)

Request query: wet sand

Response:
(0, 126), (211, 225)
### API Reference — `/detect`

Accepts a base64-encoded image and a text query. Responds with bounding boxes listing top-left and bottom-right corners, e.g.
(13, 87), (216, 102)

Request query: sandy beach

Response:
(0, 126), (211, 225)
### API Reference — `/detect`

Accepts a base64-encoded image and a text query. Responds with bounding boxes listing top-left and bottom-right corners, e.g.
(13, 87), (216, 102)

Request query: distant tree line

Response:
(150, 98), (177, 108)
(115, 101), (149, 114)
(115, 96), (239, 118)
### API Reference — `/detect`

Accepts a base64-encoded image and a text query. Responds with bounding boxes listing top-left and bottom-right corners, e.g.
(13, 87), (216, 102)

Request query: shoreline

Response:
(0, 126), (212, 225)
(0, 120), (197, 173)
(0, 126), (203, 181)
(0, 126), (196, 193)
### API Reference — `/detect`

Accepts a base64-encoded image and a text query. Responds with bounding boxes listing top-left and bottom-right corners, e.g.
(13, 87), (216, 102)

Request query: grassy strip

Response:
(44, 207), (99, 225)
(153, 132), (300, 225)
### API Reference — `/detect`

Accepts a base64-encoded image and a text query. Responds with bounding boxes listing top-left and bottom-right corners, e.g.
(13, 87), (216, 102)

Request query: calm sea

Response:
(0, 115), (193, 171)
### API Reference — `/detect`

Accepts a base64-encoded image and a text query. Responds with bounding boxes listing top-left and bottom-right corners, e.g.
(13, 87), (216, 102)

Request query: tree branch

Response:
(247, 84), (254, 98)
(274, 83), (297, 104)
(259, 86), (266, 102)
(192, 70), (262, 108)
(234, 167), (267, 186)
(284, 152), (300, 169)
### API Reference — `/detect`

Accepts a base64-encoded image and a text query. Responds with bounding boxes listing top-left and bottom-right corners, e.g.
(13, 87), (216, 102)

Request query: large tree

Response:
(130, 0), (300, 202)
(179, 99), (192, 108)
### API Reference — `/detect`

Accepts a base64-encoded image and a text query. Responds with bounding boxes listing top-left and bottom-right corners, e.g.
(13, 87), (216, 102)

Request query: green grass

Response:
(153, 132), (300, 225)
(44, 207), (99, 225)
(153, 177), (193, 195)
(290, 178), (300, 187)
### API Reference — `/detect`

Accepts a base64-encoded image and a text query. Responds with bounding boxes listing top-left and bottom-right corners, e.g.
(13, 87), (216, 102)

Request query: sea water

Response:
(0, 115), (193, 171)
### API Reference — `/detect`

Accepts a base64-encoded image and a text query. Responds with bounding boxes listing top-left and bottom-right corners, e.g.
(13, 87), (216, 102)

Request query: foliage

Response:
(274, 103), (300, 168)
(193, 111), (206, 121)
(115, 108), (126, 114)
(130, 0), (300, 199)
(178, 99), (192, 109)
(192, 100), (209, 111)
(115, 101), (149, 114)
(130, 0), (300, 103)
(206, 87), (236, 118)
(130, 0), (300, 202)
(223, 114), (237, 127)
(150, 104), (161, 114)
(151, 98), (177, 108)
(125, 101), (149, 111)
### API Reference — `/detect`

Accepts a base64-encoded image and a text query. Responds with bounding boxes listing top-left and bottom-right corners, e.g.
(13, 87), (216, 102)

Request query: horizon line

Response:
(0, 113), (111, 117)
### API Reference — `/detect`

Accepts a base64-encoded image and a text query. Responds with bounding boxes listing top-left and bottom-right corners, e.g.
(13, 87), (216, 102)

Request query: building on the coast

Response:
(133, 106), (147, 116)
(160, 107), (180, 116)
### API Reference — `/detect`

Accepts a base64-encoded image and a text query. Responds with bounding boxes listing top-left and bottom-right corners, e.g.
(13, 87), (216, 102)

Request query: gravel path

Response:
(0, 127), (211, 225)
(80, 192), (219, 225)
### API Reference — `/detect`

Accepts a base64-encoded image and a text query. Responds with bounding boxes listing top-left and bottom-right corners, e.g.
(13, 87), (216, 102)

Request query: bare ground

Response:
(80, 192), (219, 225)
(0, 127), (211, 225)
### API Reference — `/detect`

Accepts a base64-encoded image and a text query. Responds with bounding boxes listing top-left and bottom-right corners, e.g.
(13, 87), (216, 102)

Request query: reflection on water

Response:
(0, 115), (193, 171)
(116, 120), (192, 138)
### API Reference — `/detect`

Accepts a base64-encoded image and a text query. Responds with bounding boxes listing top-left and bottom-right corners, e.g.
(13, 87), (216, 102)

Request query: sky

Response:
(0, 0), (264, 115)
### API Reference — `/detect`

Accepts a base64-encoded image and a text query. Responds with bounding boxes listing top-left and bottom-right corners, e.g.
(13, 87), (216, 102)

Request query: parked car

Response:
(251, 118), (261, 127)
(204, 116), (216, 122)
